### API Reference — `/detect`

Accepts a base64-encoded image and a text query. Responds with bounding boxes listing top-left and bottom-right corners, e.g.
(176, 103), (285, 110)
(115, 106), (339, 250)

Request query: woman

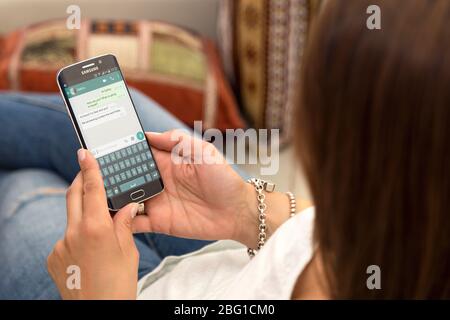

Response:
(2, 0), (450, 299)
(0, 89), (216, 299)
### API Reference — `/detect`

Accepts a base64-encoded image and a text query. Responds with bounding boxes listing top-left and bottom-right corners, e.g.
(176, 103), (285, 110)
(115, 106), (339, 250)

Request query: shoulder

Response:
(278, 206), (315, 239)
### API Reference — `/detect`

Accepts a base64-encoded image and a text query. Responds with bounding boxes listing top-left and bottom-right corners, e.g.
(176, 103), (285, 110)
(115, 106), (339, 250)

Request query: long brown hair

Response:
(297, 0), (450, 298)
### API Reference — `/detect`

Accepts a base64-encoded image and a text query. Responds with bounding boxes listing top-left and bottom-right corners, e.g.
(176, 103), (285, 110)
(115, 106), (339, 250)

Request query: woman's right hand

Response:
(133, 131), (262, 247)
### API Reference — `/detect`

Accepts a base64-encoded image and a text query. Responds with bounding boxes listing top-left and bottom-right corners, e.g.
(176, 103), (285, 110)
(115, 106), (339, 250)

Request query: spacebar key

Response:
(119, 177), (146, 192)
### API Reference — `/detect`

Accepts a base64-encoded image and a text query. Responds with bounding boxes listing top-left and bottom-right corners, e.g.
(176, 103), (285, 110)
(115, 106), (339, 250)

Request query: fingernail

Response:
(130, 203), (139, 219)
(77, 149), (86, 162)
(149, 131), (161, 135)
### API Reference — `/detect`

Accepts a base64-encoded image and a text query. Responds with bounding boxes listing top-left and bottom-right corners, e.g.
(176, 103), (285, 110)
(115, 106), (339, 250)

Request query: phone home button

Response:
(130, 189), (145, 201)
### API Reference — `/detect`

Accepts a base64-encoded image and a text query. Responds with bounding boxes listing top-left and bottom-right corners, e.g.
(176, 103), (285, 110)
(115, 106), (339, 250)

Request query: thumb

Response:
(113, 203), (140, 250)
(146, 130), (193, 152)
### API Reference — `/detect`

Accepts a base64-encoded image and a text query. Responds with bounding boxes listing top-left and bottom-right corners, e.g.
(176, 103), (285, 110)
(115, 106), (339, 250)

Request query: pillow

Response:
(0, 19), (246, 131)
(218, 0), (323, 145)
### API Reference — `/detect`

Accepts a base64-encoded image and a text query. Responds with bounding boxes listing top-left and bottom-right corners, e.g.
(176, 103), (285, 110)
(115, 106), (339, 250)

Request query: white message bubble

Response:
(79, 103), (127, 129)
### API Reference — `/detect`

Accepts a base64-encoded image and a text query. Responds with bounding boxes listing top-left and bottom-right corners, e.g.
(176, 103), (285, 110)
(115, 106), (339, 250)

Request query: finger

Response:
(149, 147), (171, 172)
(145, 130), (193, 152)
(66, 172), (83, 228)
(132, 194), (169, 234)
(147, 130), (208, 165)
(113, 203), (139, 250)
(77, 149), (110, 220)
(131, 215), (153, 233)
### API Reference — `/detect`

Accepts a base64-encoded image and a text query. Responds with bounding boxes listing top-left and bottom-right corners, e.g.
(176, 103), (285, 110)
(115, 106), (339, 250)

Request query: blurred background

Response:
(0, 0), (324, 199)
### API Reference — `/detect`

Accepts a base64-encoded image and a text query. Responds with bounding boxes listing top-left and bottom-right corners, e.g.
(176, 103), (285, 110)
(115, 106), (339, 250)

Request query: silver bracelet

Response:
(286, 191), (297, 217)
(247, 178), (275, 258)
(247, 179), (297, 258)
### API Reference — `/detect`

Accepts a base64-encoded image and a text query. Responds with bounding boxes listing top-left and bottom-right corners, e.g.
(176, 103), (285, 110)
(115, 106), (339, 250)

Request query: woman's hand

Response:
(47, 149), (139, 300)
(133, 131), (296, 248)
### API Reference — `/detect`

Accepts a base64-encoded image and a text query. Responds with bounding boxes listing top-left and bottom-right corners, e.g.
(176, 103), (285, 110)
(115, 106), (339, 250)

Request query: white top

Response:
(137, 207), (315, 300)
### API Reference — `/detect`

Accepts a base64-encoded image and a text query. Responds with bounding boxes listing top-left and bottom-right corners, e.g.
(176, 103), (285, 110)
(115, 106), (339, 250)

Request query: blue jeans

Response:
(0, 89), (238, 299)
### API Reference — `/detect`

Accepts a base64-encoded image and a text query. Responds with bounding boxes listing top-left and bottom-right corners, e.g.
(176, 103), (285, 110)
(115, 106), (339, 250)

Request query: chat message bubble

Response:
(85, 84), (126, 109)
(79, 103), (127, 129)
(76, 83), (129, 129)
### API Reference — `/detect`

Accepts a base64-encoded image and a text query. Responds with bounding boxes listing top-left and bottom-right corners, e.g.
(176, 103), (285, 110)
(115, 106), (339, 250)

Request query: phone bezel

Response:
(56, 54), (164, 211)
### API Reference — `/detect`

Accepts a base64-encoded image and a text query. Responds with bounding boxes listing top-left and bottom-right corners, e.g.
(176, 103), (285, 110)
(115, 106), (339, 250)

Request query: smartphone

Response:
(57, 54), (164, 211)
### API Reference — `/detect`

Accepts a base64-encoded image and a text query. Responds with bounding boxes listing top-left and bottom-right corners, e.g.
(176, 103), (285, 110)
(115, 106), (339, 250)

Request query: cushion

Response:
(218, 0), (323, 144)
(0, 19), (246, 131)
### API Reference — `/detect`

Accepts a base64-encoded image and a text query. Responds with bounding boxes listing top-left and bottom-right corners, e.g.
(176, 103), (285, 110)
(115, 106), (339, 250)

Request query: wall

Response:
(0, 0), (219, 39)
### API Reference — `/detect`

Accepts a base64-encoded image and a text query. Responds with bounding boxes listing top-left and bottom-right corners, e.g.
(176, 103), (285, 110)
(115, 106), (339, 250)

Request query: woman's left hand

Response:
(47, 149), (140, 300)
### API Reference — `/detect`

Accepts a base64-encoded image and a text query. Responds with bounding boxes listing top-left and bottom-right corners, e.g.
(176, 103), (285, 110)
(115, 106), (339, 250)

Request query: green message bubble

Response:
(86, 84), (126, 109)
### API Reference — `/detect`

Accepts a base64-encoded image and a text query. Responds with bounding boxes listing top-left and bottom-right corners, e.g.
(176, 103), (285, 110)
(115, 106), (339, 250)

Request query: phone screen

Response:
(62, 65), (161, 201)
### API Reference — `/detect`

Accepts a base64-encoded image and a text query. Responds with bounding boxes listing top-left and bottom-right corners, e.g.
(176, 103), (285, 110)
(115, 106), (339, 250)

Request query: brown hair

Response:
(297, 0), (450, 298)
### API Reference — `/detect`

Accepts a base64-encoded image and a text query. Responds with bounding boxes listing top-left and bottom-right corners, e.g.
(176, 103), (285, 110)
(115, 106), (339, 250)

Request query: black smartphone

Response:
(57, 54), (164, 211)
